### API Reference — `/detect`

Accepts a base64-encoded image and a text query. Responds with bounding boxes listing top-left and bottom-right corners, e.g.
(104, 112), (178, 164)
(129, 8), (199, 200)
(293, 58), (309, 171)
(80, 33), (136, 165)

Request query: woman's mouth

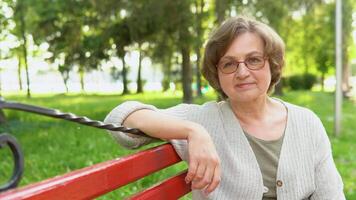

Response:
(235, 82), (255, 89)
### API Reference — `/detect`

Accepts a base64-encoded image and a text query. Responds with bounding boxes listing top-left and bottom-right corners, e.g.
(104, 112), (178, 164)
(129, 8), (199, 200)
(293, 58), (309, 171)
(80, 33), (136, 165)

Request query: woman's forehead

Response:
(223, 32), (264, 57)
(221, 51), (263, 59)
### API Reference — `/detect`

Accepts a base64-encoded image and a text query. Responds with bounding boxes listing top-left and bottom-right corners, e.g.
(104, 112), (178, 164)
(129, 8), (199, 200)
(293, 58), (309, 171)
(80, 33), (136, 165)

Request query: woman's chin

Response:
(228, 90), (267, 103)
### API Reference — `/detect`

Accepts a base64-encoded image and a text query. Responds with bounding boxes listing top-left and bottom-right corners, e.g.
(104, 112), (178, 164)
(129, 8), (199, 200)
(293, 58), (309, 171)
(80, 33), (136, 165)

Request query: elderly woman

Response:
(104, 16), (345, 199)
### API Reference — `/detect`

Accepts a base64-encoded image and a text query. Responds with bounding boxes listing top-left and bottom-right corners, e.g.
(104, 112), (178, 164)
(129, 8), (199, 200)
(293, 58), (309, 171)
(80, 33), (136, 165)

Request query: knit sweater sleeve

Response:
(310, 115), (345, 200)
(103, 101), (197, 150)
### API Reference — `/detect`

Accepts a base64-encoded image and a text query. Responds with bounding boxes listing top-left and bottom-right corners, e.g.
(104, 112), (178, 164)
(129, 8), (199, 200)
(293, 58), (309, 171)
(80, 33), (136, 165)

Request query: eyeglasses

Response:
(217, 55), (267, 74)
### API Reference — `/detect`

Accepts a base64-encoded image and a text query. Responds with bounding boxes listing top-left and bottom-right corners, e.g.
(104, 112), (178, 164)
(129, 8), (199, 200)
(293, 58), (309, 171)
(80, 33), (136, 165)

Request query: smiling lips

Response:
(235, 82), (255, 89)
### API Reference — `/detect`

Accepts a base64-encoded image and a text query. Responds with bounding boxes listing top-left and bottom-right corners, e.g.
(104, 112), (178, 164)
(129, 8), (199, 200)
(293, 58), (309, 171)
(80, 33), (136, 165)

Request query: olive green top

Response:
(244, 131), (285, 200)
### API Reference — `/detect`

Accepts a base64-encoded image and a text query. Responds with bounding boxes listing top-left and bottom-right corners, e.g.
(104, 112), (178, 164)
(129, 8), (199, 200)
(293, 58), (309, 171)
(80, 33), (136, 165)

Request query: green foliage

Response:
(303, 73), (318, 90)
(287, 73), (318, 90)
(0, 91), (355, 199)
(0, 0), (355, 98)
(287, 75), (303, 90)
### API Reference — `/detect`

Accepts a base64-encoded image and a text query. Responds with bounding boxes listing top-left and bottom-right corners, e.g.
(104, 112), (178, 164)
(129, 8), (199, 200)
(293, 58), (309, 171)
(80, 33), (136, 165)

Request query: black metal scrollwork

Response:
(0, 133), (24, 192)
(0, 98), (148, 192)
(0, 99), (145, 136)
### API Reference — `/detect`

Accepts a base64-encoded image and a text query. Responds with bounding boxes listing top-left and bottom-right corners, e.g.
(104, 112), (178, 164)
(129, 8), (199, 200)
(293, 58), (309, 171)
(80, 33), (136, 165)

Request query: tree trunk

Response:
(17, 55), (23, 91)
(19, 3), (30, 98)
(63, 79), (69, 93)
(23, 48), (30, 98)
(215, 0), (227, 24)
(181, 46), (192, 103)
(136, 44), (143, 94)
(162, 53), (172, 92)
(195, 48), (202, 97)
(121, 57), (129, 95)
(60, 70), (69, 93)
(79, 67), (85, 92)
(194, 0), (204, 97)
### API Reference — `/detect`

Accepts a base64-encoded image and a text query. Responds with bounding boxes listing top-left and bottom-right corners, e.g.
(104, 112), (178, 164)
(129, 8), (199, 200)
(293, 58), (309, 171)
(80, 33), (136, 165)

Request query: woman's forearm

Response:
(123, 109), (202, 140)
(123, 108), (221, 194)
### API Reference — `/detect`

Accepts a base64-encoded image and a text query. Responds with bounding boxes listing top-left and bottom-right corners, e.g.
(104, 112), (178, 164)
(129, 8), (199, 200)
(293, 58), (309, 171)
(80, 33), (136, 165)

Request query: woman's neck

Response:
(229, 95), (272, 122)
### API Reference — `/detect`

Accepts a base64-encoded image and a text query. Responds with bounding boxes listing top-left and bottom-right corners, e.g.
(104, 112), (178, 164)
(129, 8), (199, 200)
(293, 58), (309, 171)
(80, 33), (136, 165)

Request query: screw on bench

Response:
(0, 98), (147, 137)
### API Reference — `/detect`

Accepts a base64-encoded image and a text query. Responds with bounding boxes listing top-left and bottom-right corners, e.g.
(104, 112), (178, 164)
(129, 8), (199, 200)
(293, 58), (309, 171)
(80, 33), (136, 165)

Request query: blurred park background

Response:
(0, 0), (355, 199)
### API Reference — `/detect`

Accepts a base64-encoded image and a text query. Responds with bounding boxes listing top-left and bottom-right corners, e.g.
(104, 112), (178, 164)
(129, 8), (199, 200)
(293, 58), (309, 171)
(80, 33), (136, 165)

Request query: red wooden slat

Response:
(128, 171), (191, 200)
(0, 143), (183, 200)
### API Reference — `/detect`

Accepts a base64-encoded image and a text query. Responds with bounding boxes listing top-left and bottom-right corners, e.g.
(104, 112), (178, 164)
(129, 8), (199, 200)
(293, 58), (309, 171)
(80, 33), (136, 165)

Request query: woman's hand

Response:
(122, 108), (221, 194)
(185, 124), (221, 195)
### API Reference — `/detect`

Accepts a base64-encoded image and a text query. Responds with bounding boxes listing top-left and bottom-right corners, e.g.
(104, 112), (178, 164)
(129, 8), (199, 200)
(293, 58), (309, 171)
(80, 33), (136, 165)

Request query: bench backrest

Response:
(0, 143), (191, 200)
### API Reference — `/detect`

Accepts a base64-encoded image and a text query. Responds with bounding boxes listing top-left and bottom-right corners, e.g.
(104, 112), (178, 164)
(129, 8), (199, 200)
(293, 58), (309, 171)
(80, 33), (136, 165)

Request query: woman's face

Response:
(217, 32), (271, 103)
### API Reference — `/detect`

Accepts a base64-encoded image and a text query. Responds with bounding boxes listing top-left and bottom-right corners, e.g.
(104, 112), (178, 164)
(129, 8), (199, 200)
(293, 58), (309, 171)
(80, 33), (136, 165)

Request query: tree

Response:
(29, 0), (111, 93)
(193, 0), (207, 97)
(147, 2), (177, 93)
(0, 1), (12, 95)
(143, 0), (196, 102)
(107, 19), (133, 95)
(175, 1), (195, 103)
(341, 0), (354, 96)
(314, 3), (335, 91)
(126, 0), (163, 94)
(214, 0), (233, 24)
(150, 33), (175, 92)
(142, 0), (210, 99)
(30, 0), (82, 92)
(12, 0), (31, 97)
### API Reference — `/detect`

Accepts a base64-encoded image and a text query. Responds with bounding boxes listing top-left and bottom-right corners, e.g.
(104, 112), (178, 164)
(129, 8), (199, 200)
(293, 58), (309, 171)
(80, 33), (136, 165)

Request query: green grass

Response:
(0, 91), (355, 199)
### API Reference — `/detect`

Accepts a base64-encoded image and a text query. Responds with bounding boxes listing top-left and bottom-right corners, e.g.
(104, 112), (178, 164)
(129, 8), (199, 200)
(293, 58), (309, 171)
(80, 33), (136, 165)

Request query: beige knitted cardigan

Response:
(104, 100), (345, 200)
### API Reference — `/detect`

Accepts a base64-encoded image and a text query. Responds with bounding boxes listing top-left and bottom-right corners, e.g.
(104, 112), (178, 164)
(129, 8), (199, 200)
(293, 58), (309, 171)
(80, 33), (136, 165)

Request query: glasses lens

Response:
(218, 56), (265, 73)
(219, 61), (236, 74)
(245, 56), (265, 70)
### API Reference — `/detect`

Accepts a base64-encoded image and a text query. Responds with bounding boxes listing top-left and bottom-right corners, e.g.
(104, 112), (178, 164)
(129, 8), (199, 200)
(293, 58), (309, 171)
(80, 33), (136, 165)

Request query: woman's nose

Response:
(234, 63), (250, 78)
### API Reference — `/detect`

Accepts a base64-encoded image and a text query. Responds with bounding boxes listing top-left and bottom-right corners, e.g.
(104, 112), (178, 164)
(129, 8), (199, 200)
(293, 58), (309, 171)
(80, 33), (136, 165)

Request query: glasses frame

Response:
(217, 56), (267, 74)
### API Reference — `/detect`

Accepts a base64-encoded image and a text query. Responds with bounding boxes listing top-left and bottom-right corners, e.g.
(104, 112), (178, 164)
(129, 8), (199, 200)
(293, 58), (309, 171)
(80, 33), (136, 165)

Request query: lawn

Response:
(0, 91), (355, 199)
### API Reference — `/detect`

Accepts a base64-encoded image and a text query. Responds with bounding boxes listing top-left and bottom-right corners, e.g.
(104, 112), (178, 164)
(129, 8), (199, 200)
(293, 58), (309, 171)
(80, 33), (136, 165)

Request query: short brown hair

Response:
(201, 16), (285, 99)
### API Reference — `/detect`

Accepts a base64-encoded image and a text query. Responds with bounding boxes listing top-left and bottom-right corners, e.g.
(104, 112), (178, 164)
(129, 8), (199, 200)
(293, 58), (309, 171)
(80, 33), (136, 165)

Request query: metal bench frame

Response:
(0, 99), (191, 199)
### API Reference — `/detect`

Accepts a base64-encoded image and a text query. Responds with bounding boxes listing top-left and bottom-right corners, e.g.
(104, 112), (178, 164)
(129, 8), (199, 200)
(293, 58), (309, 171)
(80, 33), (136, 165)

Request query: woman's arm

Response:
(124, 109), (221, 194)
(123, 108), (200, 140)
(104, 101), (201, 148)
(310, 117), (345, 200)
(104, 101), (158, 149)
(105, 101), (221, 195)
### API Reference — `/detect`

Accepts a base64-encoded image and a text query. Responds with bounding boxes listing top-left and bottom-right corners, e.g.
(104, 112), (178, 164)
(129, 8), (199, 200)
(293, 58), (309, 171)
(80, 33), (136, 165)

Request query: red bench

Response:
(0, 143), (191, 200)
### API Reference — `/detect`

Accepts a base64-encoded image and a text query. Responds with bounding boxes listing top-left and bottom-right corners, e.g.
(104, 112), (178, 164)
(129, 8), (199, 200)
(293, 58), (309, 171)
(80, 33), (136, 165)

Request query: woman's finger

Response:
(192, 162), (214, 189)
(204, 164), (221, 195)
(194, 161), (206, 180)
(185, 160), (198, 183)
(191, 162), (206, 189)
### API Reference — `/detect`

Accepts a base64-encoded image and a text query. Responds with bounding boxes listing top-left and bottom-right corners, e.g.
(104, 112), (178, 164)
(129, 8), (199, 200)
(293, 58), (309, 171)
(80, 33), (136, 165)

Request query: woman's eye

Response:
(247, 57), (263, 64)
(223, 62), (235, 68)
